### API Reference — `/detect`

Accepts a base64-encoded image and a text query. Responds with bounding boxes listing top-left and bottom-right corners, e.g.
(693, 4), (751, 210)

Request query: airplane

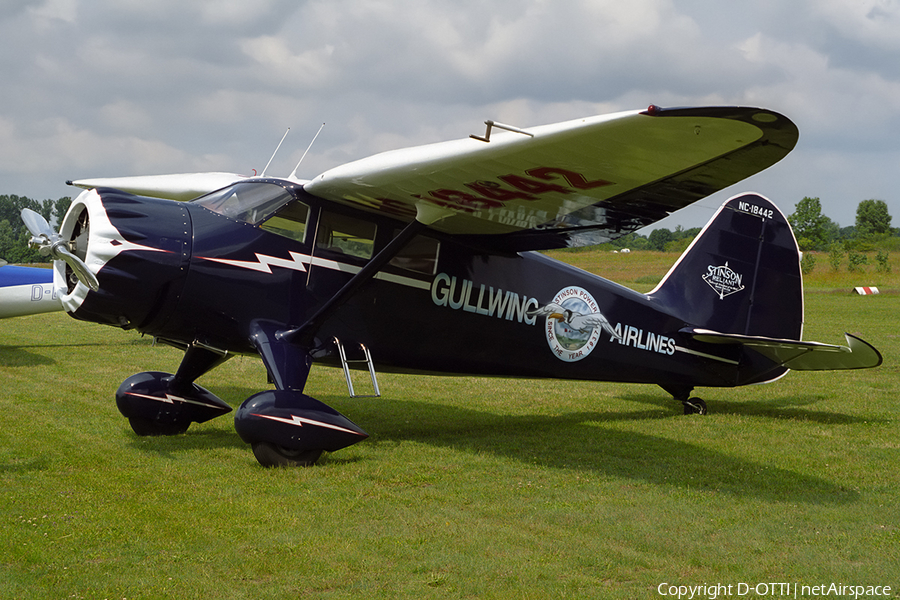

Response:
(0, 260), (61, 319)
(23, 105), (882, 467)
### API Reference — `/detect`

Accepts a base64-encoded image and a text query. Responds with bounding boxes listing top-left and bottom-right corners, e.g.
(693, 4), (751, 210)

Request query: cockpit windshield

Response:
(193, 182), (296, 225)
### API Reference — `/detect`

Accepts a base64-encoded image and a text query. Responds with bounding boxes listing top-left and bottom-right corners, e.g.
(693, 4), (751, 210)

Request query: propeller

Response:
(21, 208), (100, 292)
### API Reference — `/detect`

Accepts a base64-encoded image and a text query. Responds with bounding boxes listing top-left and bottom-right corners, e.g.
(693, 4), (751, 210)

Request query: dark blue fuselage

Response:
(67, 182), (780, 392)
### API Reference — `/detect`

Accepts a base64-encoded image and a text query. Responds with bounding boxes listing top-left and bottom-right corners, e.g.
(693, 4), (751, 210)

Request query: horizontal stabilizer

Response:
(68, 172), (249, 201)
(683, 328), (883, 371)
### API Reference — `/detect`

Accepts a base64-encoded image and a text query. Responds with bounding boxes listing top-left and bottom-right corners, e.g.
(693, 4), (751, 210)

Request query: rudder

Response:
(648, 193), (803, 340)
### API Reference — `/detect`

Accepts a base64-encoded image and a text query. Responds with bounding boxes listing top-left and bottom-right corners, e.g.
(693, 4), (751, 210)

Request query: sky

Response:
(2, 0), (899, 232)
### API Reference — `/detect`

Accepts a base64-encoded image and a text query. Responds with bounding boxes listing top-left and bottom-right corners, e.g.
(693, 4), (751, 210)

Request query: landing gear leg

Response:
(660, 385), (708, 415)
(237, 322), (369, 467)
(169, 342), (231, 395)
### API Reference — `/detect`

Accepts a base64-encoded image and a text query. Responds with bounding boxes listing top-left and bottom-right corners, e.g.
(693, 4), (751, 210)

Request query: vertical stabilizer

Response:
(648, 193), (802, 340)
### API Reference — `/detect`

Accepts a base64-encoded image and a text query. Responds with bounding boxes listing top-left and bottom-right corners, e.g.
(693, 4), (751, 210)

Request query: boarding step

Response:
(334, 337), (381, 398)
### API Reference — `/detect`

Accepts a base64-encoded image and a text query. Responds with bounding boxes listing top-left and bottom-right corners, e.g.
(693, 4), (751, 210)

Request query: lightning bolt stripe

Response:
(251, 413), (365, 436)
(199, 251), (309, 273)
(198, 252), (430, 290)
(126, 391), (231, 411)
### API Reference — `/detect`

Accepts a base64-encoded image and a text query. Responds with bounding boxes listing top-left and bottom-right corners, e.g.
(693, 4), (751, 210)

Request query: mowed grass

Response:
(544, 248), (900, 292)
(1, 250), (898, 598)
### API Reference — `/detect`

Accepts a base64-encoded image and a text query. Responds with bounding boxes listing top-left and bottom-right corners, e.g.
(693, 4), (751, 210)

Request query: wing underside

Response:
(303, 106), (799, 250)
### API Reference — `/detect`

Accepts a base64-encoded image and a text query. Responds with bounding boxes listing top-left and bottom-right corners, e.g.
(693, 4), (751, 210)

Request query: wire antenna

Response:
(261, 127), (290, 177)
(289, 123), (325, 180)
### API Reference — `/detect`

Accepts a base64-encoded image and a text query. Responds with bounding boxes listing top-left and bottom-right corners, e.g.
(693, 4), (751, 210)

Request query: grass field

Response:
(1, 250), (898, 599)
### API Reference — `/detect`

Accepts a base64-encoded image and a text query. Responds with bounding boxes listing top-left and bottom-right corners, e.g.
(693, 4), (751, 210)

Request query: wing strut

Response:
(278, 219), (428, 346)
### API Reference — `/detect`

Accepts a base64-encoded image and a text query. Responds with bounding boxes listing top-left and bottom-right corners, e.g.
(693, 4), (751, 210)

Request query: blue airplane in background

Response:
(0, 261), (61, 319)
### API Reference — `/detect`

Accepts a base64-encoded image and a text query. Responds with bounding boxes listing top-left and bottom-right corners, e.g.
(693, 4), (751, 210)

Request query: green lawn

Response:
(1, 251), (897, 598)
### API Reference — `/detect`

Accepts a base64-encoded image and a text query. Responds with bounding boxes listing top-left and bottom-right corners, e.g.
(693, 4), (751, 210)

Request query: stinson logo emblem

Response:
(703, 262), (745, 299)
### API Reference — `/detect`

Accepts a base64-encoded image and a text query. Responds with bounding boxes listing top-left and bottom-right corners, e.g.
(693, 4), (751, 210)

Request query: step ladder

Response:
(334, 338), (381, 398)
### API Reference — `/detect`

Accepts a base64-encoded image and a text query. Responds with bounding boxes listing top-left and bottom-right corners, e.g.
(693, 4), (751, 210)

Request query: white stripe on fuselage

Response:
(198, 251), (431, 290)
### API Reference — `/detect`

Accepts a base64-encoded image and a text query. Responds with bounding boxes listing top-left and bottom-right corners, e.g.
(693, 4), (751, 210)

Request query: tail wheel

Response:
(251, 442), (323, 467)
(682, 398), (708, 415)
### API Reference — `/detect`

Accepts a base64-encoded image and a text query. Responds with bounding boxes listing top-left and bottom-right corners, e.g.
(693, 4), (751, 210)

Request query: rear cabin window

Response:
(316, 211), (376, 260)
(389, 234), (439, 275)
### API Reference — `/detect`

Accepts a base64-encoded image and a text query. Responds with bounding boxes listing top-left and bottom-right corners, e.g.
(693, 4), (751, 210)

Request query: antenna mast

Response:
(289, 123), (325, 180)
(260, 128), (290, 177)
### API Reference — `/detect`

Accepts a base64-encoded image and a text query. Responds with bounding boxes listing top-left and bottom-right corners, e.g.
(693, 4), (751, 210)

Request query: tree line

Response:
(0, 194), (72, 263)
(606, 198), (896, 253)
(0, 193), (895, 265)
(787, 197), (895, 251)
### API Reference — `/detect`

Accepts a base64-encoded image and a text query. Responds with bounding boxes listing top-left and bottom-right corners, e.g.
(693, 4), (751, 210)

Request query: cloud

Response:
(27, 0), (77, 26)
(810, 0), (900, 50)
(240, 36), (337, 89)
(0, 0), (897, 228)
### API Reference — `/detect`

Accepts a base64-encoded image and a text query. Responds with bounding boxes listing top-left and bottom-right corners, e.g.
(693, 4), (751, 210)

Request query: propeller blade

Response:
(20, 207), (100, 292)
(52, 243), (100, 292)
(20, 208), (53, 238)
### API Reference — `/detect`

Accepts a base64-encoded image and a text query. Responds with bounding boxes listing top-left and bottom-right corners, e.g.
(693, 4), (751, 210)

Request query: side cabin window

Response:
(260, 201), (310, 244)
(194, 182), (296, 225)
(316, 211), (376, 260)
(389, 234), (439, 276)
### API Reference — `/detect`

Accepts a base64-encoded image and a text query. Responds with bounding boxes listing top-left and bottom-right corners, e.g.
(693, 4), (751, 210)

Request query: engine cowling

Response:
(55, 188), (192, 333)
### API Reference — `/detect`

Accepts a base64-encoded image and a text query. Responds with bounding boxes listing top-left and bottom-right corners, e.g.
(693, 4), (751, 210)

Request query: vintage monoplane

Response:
(23, 105), (881, 467)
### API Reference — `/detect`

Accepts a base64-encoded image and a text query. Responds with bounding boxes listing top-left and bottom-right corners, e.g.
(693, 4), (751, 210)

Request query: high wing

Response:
(68, 172), (250, 202)
(68, 106), (797, 251)
(303, 105), (798, 250)
(683, 328), (883, 371)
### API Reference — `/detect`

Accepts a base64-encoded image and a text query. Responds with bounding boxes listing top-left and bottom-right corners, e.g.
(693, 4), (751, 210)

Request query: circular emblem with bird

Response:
(530, 286), (617, 362)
